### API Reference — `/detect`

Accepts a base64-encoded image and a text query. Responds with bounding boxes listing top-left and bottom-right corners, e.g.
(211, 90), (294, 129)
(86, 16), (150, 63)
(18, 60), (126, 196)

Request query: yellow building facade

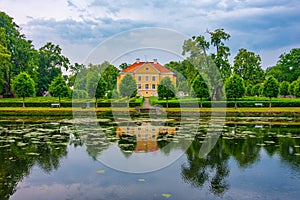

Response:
(117, 58), (176, 97)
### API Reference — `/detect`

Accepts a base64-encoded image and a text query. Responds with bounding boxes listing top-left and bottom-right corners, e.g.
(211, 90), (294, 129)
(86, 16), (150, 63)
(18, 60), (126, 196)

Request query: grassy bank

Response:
(0, 107), (299, 118)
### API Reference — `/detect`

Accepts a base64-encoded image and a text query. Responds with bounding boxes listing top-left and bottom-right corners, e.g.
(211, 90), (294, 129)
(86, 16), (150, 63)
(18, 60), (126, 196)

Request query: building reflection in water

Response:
(116, 122), (176, 153)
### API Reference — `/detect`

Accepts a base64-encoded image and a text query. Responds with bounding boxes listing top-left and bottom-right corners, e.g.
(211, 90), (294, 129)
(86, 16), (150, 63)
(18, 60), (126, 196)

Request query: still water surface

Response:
(0, 117), (300, 200)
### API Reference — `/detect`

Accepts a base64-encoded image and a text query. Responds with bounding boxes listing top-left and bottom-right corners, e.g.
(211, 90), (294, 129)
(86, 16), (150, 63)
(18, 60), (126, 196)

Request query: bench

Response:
(51, 103), (60, 108)
(255, 103), (263, 107)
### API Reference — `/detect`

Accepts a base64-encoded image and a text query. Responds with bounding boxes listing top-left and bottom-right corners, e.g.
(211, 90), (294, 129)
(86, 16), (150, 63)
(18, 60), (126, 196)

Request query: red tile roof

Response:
(121, 61), (172, 74)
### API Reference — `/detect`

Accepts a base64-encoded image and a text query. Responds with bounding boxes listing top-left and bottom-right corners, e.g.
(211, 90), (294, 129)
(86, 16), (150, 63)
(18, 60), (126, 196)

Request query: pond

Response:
(0, 116), (300, 200)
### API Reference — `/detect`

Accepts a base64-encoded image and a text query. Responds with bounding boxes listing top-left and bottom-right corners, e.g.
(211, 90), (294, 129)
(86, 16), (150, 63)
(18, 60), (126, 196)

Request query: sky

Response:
(1, 0), (300, 69)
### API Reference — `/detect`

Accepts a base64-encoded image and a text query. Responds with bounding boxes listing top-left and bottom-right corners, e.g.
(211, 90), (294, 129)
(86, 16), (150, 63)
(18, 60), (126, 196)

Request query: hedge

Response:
(151, 100), (300, 108)
(0, 102), (142, 108)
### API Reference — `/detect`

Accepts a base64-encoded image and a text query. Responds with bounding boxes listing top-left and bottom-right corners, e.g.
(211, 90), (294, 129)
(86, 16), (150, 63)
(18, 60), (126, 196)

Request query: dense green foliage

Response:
(279, 81), (290, 96)
(48, 75), (70, 105)
(11, 72), (35, 107)
(95, 77), (107, 105)
(251, 84), (262, 97)
(233, 48), (265, 86)
(191, 74), (210, 107)
(294, 78), (300, 97)
(263, 76), (279, 107)
(266, 48), (300, 83)
(158, 77), (176, 108)
(225, 74), (246, 108)
(119, 74), (137, 98)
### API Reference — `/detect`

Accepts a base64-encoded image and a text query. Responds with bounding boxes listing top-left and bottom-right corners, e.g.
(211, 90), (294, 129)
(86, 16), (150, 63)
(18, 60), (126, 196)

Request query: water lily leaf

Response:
(162, 193), (171, 198)
(96, 170), (105, 174)
(26, 152), (40, 156)
(138, 178), (145, 182)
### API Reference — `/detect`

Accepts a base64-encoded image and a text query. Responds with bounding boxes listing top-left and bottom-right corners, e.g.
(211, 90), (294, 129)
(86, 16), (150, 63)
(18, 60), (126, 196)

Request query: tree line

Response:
(164, 28), (300, 107)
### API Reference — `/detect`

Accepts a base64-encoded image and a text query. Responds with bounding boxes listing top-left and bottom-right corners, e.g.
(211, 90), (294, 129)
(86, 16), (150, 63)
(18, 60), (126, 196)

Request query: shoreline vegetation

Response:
(0, 107), (299, 119)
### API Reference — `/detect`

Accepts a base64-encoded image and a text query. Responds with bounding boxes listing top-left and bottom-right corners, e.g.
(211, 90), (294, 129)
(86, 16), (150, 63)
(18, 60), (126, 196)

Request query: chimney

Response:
(153, 59), (158, 64)
(136, 58), (140, 63)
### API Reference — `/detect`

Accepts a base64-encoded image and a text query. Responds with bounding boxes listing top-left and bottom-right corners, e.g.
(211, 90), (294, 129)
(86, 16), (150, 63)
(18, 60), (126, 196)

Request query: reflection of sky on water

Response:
(11, 144), (300, 200)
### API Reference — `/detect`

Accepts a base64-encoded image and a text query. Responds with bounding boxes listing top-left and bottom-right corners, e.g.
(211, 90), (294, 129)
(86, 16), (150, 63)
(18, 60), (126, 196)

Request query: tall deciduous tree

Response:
(225, 74), (245, 108)
(158, 76), (176, 108)
(263, 76), (279, 108)
(0, 12), (38, 96)
(119, 74), (137, 98)
(279, 81), (290, 97)
(266, 48), (300, 83)
(208, 28), (231, 80)
(37, 42), (70, 96)
(12, 72), (35, 107)
(233, 48), (265, 86)
(48, 75), (70, 107)
(191, 74), (210, 107)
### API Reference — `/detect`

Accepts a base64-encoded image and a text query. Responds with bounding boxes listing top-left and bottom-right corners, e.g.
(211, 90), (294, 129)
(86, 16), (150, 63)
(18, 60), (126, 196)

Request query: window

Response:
(138, 84), (142, 89)
(145, 67), (149, 70)
(145, 76), (149, 81)
(152, 76), (156, 81)
(145, 84), (149, 89)
(138, 76), (142, 81)
(152, 84), (156, 89)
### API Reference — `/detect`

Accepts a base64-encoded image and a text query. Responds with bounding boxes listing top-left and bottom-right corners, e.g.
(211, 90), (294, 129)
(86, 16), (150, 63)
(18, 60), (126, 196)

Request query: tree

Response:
(208, 28), (231, 80)
(101, 63), (120, 91)
(263, 76), (279, 108)
(95, 77), (107, 107)
(48, 75), (70, 107)
(294, 78), (300, 97)
(182, 33), (225, 100)
(12, 72), (35, 107)
(233, 48), (265, 86)
(191, 74), (210, 107)
(86, 72), (99, 98)
(119, 63), (129, 70)
(279, 81), (290, 97)
(251, 84), (261, 96)
(289, 81), (297, 96)
(119, 74), (137, 98)
(0, 28), (11, 94)
(225, 74), (245, 108)
(245, 84), (253, 96)
(158, 77), (176, 108)
(266, 48), (300, 83)
(0, 12), (38, 96)
(37, 42), (70, 96)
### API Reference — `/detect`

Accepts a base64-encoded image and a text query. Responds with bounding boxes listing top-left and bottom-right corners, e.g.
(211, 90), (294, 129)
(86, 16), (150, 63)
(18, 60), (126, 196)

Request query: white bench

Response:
(51, 103), (60, 108)
(255, 103), (263, 107)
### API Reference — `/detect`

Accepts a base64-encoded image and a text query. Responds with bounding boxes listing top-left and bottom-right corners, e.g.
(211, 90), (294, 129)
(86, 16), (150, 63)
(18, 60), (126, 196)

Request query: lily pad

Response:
(96, 170), (105, 174)
(26, 152), (40, 156)
(162, 193), (171, 198)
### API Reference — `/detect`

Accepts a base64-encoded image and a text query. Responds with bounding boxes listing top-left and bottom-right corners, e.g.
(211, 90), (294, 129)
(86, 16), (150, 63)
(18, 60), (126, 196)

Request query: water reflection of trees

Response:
(181, 124), (300, 197)
(181, 136), (230, 196)
(0, 123), (69, 200)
